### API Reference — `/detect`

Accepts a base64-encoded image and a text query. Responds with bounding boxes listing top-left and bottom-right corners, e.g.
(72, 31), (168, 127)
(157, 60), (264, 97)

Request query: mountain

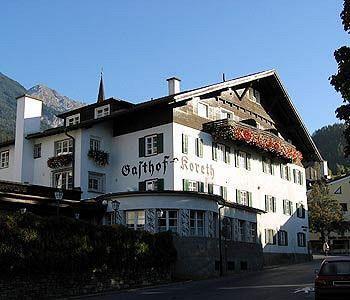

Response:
(312, 123), (350, 175)
(0, 72), (83, 142)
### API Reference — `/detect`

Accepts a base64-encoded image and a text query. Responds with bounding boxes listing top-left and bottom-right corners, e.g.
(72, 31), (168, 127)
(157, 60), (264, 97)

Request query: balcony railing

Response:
(203, 119), (303, 163)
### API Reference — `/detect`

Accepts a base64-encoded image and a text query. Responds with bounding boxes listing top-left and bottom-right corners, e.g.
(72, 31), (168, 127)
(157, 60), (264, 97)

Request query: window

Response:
(55, 139), (73, 156)
(280, 164), (291, 181)
(340, 203), (348, 212)
(220, 186), (228, 200)
(283, 199), (293, 215)
(33, 144), (41, 159)
(278, 230), (288, 246)
(53, 170), (73, 189)
(94, 104), (110, 119)
(88, 172), (105, 193)
(293, 169), (303, 185)
(334, 186), (342, 194)
(265, 229), (276, 245)
(90, 138), (101, 151)
(198, 102), (209, 118)
(182, 134), (188, 154)
(104, 211), (117, 225)
(265, 195), (276, 213)
(221, 109), (233, 120)
(183, 179), (204, 192)
(158, 210), (178, 233)
(217, 143), (225, 162)
(236, 190), (252, 206)
(195, 138), (204, 158)
(139, 178), (164, 191)
(0, 150), (9, 169)
(262, 157), (274, 175)
(235, 150), (251, 170)
(66, 113), (80, 126)
(296, 203), (306, 218)
(297, 232), (306, 247)
(139, 134), (163, 157)
(126, 210), (145, 230)
(248, 88), (261, 104)
(250, 222), (257, 243)
(238, 220), (245, 241)
(190, 210), (205, 236)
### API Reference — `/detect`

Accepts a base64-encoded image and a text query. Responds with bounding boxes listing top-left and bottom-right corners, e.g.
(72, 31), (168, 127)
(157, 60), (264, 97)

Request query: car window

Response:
(320, 261), (350, 275)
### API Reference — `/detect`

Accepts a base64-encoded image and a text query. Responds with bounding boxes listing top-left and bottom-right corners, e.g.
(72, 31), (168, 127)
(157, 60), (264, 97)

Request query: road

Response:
(78, 259), (322, 300)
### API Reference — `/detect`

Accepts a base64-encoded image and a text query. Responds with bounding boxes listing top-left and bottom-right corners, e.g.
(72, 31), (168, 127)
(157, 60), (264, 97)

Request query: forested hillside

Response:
(312, 123), (350, 175)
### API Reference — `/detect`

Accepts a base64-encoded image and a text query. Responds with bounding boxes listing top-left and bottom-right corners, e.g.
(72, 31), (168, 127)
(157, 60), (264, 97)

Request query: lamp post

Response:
(54, 189), (63, 216)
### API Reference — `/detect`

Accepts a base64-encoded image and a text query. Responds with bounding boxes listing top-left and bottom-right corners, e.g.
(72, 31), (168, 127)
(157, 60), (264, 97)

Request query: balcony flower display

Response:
(88, 149), (109, 167)
(204, 120), (303, 163)
(47, 153), (73, 169)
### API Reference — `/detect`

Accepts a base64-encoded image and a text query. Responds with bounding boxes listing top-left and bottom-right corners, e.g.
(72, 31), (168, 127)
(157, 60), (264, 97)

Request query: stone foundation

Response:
(173, 236), (263, 279)
(263, 252), (311, 267)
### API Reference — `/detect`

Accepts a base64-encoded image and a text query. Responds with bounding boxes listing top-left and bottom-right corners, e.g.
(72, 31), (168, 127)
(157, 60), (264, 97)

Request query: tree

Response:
(330, 0), (350, 156)
(308, 181), (344, 241)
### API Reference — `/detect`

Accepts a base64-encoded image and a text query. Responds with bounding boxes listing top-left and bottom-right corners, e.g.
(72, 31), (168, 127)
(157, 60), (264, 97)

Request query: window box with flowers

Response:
(88, 149), (109, 167)
(47, 154), (73, 169)
(203, 119), (303, 163)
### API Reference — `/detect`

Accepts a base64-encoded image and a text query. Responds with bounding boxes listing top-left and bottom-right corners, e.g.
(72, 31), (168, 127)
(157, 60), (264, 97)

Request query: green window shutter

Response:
(248, 192), (252, 207)
(246, 153), (251, 170)
(208, 183), (213, 194)
(197, 181), (204, 192)
(199, 139), (203, 157)
(272, 197), (276, 212)
(283, 200), (286, 214)
(264, 229), (268, 244)
(280, 164), (283, 179)
(234, 150), (239, 167)
(182, 134), (188, 154)
(293, 169), (297, 183)
(183, 179), (189, 191)
(273, 231), (277, 245)
(271, 163), (275, 175)
(236, 189), (240, 203)
(225, 146), (230, 164)
(195, 138), (199, 156)
(300, 172), (304, 185)
(138, 181), (146, 191)
(157, 178), (164, 191)
(285, 231), (289, 246)
(157, 133), (164, 154)
(212, 142), (217, 161)
(287, 167), (291, 181)
(265, 195), (269, 211)
(139, 137), (145, 157)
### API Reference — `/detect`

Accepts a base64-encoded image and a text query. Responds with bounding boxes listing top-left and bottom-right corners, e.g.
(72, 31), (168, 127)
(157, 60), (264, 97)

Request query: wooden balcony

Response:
(203, 119), (303, 163)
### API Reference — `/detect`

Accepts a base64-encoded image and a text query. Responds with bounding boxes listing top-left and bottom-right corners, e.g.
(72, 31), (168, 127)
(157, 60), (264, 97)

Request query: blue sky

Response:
(0, 0), (347, 132)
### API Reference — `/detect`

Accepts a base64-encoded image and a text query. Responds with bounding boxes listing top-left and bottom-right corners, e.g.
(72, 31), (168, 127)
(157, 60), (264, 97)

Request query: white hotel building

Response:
(0, 70), (327, 276)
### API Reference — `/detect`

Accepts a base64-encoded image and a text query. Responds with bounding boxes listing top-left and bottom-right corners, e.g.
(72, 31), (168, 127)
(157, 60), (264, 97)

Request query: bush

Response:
(0, 212), (177, 277)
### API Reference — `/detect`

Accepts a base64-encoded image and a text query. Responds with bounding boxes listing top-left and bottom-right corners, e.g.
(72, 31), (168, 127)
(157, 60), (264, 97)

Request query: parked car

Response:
(315, 256), (350, 299)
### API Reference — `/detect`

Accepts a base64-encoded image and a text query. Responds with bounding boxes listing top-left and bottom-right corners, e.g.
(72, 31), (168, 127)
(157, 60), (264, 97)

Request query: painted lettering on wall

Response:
(180, 155), (214, 179)
(121, 156), (176, 179)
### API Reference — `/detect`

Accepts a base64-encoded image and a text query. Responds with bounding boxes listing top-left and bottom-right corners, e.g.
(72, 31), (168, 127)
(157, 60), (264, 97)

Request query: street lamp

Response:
(54, 189), (64, 216)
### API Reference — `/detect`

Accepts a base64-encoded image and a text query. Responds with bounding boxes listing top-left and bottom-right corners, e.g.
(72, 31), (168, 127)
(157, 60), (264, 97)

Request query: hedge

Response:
(0, 212), (177, 278)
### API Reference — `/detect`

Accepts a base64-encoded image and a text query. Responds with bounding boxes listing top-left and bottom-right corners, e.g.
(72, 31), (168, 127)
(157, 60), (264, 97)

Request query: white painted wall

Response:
(110, 123), (174, 193)
(0, 145), (15, 181)
(172, 122), (309, 254)
(14, 95), (42, 183)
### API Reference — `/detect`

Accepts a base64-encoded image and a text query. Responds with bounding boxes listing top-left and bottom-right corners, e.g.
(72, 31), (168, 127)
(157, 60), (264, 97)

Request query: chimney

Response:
(13, 95), (42, 183)
(166, 77), (181, 95)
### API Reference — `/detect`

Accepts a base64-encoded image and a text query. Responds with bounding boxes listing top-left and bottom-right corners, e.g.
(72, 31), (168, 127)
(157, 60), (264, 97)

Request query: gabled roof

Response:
(25, 69), (322, 162)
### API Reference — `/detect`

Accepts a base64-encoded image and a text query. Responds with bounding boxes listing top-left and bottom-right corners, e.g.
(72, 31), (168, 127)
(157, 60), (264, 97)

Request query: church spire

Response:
(97, 70), (105, 103)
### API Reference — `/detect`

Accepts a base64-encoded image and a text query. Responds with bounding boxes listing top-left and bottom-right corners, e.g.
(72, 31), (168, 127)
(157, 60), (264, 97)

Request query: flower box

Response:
(47, 154), (73, 169)
(88, 149), (109, 167)
(203, 119), (303, 163)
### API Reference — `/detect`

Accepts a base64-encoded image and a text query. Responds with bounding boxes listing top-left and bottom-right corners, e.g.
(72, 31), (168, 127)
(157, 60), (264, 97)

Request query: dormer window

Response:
(94, 104), (110, 119)
(66, 113), (80, 126)
(197, 102), (209, 118)
(248, 88), (261, 104)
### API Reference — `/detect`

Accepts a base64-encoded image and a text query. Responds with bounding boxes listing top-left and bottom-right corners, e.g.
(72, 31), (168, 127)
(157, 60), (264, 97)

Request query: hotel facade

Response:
(0, 70), (327, 275)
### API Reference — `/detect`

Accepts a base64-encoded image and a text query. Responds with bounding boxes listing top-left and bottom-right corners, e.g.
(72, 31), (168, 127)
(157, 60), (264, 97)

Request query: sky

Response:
(0, 0), (348, 133)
